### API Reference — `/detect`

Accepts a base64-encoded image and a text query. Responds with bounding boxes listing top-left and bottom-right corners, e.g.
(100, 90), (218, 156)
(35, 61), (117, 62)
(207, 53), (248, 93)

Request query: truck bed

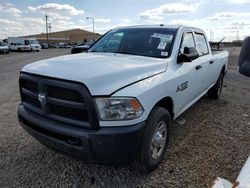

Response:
(211, 49), (227, 55)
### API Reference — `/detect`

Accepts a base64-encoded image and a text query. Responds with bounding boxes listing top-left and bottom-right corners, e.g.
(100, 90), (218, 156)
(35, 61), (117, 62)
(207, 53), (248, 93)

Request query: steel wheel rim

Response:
(151, 120), (167, 160)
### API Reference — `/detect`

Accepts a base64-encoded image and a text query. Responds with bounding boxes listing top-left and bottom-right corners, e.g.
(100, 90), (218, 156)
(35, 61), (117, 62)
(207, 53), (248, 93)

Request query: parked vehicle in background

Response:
(71, 40), (95, 54)
(0, 41), (9, 54)
(48, 43), (58, 48)
(59, 43), (71, 48)
(18, 25), (228, 172)
(8, 37), (30, 52)
(24, 38), (41, 52)
(41, 42), (49, 49)
(7, 37), (41, 52)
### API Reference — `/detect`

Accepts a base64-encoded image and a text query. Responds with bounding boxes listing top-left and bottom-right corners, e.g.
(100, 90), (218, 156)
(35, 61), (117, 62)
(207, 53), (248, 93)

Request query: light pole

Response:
(86, 17), (95, 40)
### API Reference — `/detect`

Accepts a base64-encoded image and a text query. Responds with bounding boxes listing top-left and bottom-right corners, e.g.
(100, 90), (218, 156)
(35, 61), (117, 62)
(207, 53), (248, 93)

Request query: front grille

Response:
(50, 104), (89, 121)
(47, 85), (83, 102)
(21, 79), (38, 93)
(19, 72), (99, 129)
(23, 94), (41, 108)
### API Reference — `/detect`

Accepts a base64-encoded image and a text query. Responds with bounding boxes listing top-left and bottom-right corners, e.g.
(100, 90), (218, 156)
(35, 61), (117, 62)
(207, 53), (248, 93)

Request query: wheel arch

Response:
(221, 65), (226, 76)
(153, 96), (174, 120)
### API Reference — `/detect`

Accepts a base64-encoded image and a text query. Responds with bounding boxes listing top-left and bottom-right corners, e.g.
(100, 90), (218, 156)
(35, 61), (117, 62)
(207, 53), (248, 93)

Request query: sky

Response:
(0, 0), (250, 41)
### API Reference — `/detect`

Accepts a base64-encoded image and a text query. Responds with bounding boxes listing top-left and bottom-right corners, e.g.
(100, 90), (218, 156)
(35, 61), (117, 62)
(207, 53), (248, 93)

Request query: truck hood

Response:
(22, 52), (168, 95)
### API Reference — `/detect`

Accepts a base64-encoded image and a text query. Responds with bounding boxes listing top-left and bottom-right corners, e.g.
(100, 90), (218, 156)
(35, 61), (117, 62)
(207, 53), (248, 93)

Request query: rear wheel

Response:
(139, 107), (171, 172)
(208, 73), (224, 100)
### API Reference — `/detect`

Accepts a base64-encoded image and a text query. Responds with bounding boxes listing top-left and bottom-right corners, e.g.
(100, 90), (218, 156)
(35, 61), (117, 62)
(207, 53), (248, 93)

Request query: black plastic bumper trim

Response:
(18, 104), (146, 164)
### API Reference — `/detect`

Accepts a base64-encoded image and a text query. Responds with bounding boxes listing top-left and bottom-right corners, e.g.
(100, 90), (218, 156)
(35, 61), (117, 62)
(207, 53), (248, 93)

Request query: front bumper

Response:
(18, 105), (146, 164)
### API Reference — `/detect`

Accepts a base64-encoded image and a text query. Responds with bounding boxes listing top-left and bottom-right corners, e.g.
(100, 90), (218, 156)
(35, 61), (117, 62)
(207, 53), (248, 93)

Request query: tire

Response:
(208, 73), (224, 100)
(18, 48), (21, 52)
(138, 106), (171, 172)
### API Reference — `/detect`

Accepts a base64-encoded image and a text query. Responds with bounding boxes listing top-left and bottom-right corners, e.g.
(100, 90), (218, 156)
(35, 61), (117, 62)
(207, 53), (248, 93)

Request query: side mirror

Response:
(239, 36), (250, 77)
(177, 47), (199, 64)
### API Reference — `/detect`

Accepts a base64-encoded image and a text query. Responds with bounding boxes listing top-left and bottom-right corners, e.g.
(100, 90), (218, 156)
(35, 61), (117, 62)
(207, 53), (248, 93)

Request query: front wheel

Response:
(208, 73), (224, 100)
(139, 107), (171, 172)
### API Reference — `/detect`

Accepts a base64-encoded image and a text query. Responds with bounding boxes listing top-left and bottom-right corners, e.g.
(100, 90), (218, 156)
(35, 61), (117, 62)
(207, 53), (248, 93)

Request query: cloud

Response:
(169, 19), (198, 26)
(228, 0), (250, 4)
(207, 11), (250, 21)
(28, 3), (84, 16)
(0, 3), (22, 17)
(0, 18), (18, 26)
(120, 19), (132, 23)
(94, 18), (111, 23)
(139, 3), (196, 22)
(224, 21), (250, 30)
(79, 20), (86, 24)
(207, 12), (235, 21)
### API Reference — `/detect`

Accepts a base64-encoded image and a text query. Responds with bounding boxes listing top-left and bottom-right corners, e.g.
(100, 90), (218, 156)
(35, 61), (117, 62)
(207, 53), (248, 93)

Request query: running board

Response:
(175, 116), (186, 125)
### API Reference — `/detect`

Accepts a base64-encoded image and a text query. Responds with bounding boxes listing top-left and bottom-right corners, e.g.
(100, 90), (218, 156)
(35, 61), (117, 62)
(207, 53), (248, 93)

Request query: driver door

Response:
(176, 31), (207, 113)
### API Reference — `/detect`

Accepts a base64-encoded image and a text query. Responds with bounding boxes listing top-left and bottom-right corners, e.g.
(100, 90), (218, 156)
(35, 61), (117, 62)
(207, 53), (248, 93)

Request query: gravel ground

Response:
(0, 48), (249, 187)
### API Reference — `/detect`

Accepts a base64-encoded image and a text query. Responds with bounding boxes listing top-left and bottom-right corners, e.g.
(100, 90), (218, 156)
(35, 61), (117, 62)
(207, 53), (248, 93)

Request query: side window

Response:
(195, 33), (209, 56)
(11, 43), (13, 45)
(14, 43), (16, 46)
(180, 32), (195, 54)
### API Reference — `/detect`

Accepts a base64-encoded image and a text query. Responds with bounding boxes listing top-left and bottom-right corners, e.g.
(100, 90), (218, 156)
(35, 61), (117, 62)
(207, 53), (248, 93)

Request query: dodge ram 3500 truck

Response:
(18, 25), (228, 172)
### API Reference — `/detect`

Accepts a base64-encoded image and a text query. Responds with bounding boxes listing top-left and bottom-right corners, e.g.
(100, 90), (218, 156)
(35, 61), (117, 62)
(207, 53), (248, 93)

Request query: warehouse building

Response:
(22, 28), (101, 44)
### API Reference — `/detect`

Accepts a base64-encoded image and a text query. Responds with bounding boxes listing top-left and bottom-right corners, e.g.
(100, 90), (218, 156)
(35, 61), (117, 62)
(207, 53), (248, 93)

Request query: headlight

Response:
(95, 97), (144, 121)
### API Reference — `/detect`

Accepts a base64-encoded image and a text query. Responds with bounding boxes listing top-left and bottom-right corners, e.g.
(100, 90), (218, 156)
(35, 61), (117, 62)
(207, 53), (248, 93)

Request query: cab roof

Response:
(113, 24), (204, 33)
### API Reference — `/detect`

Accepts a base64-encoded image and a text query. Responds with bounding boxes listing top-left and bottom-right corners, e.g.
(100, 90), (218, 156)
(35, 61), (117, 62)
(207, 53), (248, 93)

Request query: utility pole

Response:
(45, 14), (49, 44)
(237, 31), (239, 41)
(48, 23), (52, 42)
(86, 17), (95, 40)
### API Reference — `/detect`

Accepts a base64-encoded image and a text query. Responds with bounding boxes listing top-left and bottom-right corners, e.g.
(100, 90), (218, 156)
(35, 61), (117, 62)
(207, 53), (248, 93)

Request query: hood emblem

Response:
(38, 93), (47, 105)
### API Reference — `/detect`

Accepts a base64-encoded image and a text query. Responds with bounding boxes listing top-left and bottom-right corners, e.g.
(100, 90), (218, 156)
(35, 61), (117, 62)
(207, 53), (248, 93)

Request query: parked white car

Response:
(0, 41), (9, 54)
(18, 25), (228, 172)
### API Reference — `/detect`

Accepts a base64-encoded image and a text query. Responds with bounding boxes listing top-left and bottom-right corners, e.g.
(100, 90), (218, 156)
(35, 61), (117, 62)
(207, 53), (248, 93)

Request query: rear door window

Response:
(195, 33), (209, 56)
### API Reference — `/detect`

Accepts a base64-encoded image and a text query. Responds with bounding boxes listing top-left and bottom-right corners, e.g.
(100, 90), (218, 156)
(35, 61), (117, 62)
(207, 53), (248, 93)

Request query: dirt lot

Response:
(0, 48), (249, 187)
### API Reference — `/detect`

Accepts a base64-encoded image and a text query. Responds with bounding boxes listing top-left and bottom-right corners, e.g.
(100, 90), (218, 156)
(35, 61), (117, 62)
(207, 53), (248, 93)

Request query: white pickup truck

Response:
(18, 25), (228, 172)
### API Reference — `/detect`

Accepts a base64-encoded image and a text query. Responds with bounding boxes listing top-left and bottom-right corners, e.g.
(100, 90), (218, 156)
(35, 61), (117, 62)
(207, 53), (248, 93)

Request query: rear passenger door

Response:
(193, 32), (212, 89)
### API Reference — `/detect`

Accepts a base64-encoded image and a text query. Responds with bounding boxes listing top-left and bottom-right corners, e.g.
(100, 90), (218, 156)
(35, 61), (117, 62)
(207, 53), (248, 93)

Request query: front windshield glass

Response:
(29, 40), (38, 44)
(0, 41), (5, 46)
(89, 28), (177, 58)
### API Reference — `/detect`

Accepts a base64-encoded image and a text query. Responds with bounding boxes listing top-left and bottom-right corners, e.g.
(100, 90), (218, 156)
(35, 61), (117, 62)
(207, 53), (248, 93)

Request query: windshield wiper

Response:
(113, 51), (138, 56)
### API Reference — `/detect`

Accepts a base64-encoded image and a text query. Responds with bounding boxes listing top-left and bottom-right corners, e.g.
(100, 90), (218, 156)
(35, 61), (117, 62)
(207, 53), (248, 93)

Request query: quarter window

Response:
(195, 33), (209, 56)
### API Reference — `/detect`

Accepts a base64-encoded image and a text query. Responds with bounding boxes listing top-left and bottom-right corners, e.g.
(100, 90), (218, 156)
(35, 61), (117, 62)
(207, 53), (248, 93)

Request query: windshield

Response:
(0, 42), (5, 46)
(28, 40), (38, 44)
(89, 28), (177, 58)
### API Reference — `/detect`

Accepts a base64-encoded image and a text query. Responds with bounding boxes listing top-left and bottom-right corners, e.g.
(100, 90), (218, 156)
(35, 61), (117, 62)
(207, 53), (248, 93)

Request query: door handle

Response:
(195, 65), (202, 70)
(210, 60), (214, 64)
